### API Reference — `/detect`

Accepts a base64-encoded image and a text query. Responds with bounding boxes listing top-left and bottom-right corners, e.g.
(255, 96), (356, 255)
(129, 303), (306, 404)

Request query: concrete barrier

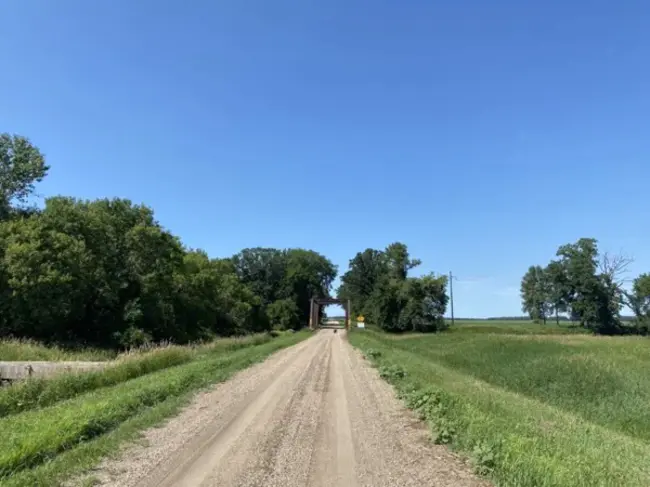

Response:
(0, 361), (110, 381)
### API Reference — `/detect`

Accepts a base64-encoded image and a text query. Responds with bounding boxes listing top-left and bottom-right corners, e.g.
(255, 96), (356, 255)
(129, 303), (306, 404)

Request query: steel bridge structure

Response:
(308, 297), (352, 330)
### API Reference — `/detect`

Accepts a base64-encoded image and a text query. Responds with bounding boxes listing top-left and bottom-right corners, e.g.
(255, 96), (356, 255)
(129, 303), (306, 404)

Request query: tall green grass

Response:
(0, 339), (115, 361)
(192, 333), (276, 354)
(350, 329), (650, 486)
(0, 333), (277, 362)
(0, 331), (309, 483)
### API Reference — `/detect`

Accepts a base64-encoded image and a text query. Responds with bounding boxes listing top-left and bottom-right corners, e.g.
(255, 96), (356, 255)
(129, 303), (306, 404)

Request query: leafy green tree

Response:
(232, 248), (286, 306)
(123, 223), (182, 342)
(384, 242), (421, 281)
(625, 274), (650, 332)
(0, 134), (49, 219)
(232, 247), (336, 328)
(214, 262), (268, 335)
(555, 238), (621, 334)
(631, 274), (650, 317)
(524, 238), (624, 334)
(544, 261), (570, 325)
(339, 243), (447, 333)
(267, 298), (301, 330)
(397, 274), (449, 332)
(1, 214), (94, 341)
(337, 248), (386, 317)
(521, 265), (552, 323)
(366, 276), (403, 332)
(339, 242), (420, 319)
(281, 249), (337, 325)
(173, 251), (231, 341)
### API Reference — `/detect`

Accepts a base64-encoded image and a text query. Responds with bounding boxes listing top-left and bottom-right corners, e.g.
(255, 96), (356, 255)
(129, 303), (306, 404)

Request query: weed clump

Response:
(378, 364), (406, 381)
(365, 349), (382, 360)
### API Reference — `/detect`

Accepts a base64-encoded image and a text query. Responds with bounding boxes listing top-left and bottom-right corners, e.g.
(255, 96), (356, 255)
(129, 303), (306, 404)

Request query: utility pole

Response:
(449, 271), (455, 327)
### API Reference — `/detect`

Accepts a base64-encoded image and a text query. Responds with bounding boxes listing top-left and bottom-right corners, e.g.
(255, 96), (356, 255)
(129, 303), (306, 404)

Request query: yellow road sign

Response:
(357, 315), (365, 322)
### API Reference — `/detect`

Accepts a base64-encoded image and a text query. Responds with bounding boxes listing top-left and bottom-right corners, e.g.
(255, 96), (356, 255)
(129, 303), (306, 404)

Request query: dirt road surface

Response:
(92, 331), (487, 487)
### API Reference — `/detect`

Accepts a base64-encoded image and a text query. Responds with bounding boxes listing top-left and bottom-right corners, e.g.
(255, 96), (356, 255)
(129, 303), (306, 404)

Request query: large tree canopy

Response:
(338, 242), (448, 333)
(232, 248), (287, 306)
(0, 134), (340, 346)
(232, 247), (337, 328)
(0, 198), (338, 346)
(1, 197), (185, 345)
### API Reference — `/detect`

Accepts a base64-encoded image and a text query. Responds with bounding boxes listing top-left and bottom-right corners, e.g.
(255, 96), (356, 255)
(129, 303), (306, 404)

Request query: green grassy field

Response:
(0, 331), (309, 487)
(350, 321), (650, 486)
(447, 319), (588, 335)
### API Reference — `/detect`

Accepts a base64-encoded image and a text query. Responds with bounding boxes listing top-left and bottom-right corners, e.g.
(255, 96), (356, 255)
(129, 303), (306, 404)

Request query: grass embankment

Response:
(0, 347), (192, 418)
(350, 325), (650, 486)
(0, 331), (309, 487)
(0, 334), (276, 418)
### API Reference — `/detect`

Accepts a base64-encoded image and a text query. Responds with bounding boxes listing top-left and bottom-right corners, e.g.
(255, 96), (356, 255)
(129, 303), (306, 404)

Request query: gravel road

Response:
(91, 331), (487, 487)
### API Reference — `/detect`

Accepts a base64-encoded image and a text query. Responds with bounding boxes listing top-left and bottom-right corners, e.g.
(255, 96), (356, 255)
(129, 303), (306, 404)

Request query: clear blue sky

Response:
(2, 1), (649, 318)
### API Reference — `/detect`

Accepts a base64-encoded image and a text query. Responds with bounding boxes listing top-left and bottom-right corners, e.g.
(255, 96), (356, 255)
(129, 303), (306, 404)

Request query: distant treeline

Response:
(455, 316), (638, 322)
(521, 238), (649, 335)
(0, 133), (449, 349)
(449, 317), (533, 321)
(449, 317), (544, 322)
(487, 316), (538, 321)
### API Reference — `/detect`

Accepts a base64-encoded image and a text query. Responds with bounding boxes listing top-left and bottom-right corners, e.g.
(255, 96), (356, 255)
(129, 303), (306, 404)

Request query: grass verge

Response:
(0, 331), (309, 485)
(350, 329), (650, 487)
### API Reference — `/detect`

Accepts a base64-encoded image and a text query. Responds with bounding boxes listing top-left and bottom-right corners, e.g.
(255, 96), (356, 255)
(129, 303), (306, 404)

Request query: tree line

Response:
(337, 243), (448, 332)
(0, 134), (336, 348)
(521, 237), (650, 334)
